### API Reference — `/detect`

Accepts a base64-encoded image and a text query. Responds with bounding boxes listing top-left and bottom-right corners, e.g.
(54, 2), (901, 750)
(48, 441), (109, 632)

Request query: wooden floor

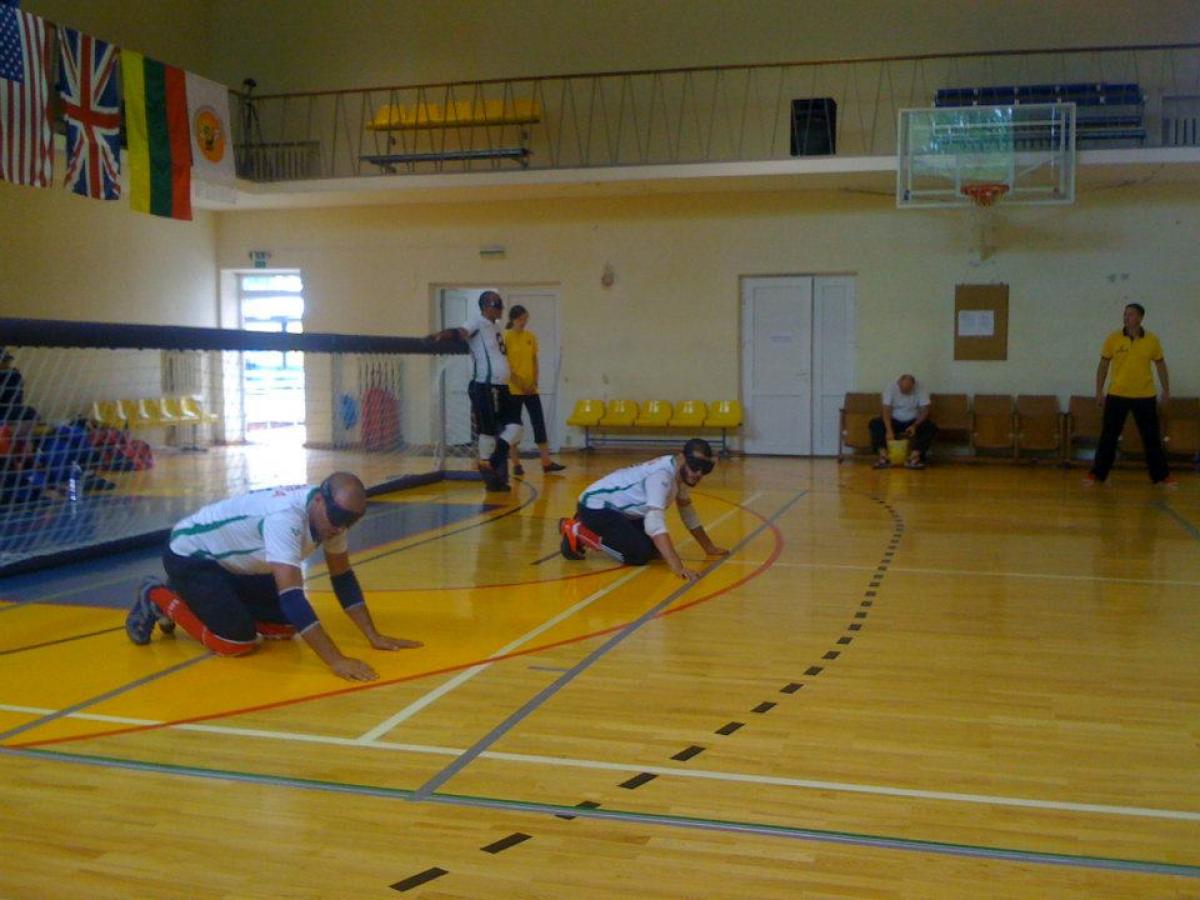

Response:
(2, 453), (1198, 897)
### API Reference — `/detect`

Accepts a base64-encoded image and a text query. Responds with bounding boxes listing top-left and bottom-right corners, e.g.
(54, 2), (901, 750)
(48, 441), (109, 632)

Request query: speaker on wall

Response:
(790, 98), (837, 156)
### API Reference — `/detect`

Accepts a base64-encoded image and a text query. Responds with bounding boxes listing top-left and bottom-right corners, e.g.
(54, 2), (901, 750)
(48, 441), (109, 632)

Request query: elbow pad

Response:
(678, 502), (701, 531)
(643, 508), (667, 537)
(331, 569), (366, 611)
(278, 586), (319, 633)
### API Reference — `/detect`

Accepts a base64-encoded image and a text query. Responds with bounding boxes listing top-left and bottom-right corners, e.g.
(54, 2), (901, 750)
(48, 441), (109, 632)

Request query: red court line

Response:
(12, 499), (784, 751)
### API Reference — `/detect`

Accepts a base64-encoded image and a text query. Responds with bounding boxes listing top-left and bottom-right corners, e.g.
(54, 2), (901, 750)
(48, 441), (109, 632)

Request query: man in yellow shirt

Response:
(1085, 303), (1174, 486)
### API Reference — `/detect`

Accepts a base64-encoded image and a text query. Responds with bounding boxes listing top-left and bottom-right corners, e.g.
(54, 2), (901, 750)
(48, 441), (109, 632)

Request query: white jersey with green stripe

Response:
(464, 312), (510, 385)
(578, 454), (687, 519)
(168, 484), (348, 575)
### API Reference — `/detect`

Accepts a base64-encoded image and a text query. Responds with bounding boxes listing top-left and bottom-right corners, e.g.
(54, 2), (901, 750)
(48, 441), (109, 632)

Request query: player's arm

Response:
(428, 326), (469, 342)
(325, 549), (422, 652)
(1095, 357), (1111, 406)
(880, 402), (895, 439)
(270, 562), (378, 682)
(676, 495), (728, 557)
(1154, 357), (1170, 405)
(649, 524), (698, 584)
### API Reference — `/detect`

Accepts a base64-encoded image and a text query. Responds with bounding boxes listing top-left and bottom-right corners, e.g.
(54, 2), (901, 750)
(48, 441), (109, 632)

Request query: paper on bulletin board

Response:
(957, 310), (995, 337)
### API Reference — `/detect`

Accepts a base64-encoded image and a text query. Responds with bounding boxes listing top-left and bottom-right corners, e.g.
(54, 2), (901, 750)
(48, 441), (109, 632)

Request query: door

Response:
(740, 275), (856, 456)
(741, 277), (813, 455)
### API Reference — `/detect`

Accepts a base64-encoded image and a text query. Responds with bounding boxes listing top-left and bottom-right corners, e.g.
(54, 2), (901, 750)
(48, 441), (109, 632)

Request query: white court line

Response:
(354, 493), (762, 743)
(5, 702), (1197, 823)
(724, 558), (1200, 588)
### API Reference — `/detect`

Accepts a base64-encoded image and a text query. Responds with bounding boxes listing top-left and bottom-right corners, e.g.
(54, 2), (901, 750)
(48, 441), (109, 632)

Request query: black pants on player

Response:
(576, 503), (661, 566)
(868, 416), (938, 460)
(514, 393), (549, 445)
(1090, 394), (1170, 483)
(162, 549), (289, 642)
(469, 381), (522, 475)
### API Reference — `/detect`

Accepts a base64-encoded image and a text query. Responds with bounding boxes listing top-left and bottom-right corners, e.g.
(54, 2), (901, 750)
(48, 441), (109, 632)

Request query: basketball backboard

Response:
(897, 103), (1076, 208)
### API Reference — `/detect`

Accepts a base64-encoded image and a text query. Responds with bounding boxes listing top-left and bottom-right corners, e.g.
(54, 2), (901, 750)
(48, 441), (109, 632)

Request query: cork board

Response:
(954, 283), (1008, 361)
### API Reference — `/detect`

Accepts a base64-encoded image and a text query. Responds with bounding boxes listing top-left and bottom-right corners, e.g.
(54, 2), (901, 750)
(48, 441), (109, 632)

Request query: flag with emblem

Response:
(0, 4), (52, 187)
(122, 48), (191, 220)
(58, 27), (121, 199)
(185, 71), (235, 203)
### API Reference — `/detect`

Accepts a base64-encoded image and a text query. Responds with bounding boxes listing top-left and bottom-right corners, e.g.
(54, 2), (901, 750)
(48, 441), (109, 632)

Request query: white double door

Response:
(740, 275), (856, 456)
(439, 287), (562, 450)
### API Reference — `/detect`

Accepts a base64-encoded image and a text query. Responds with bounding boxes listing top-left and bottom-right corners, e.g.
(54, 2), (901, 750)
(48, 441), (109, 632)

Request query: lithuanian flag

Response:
(122, 50), (191, 220)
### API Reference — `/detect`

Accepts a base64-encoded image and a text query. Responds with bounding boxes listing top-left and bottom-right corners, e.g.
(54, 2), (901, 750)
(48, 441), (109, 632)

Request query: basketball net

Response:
(962, 182), (1008, 263)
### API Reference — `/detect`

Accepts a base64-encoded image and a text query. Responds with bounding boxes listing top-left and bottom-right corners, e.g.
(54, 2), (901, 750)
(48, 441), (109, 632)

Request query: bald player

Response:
(125, 472), (421, 681)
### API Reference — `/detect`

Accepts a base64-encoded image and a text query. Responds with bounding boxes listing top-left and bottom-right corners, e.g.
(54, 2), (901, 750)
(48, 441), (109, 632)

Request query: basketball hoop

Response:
(961, 182), (1009, 208)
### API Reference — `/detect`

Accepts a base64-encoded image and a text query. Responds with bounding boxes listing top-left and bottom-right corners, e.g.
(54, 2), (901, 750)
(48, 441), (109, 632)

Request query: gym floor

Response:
(2, 453), (1198, 896)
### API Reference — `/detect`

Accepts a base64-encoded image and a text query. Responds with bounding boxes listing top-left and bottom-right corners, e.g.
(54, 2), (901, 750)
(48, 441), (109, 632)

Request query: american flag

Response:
(59, 27), (121, 199)
(0, 5), (52, 187)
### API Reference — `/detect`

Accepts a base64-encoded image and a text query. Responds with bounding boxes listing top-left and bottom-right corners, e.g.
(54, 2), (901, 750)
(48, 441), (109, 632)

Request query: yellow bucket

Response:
(887, 439), (910, 466)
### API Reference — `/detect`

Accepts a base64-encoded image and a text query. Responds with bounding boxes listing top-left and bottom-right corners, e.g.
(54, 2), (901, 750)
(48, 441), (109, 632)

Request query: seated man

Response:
(869, 374), (937, 469)
(558, 438), (728, 582)
(125, 472), (422, 681)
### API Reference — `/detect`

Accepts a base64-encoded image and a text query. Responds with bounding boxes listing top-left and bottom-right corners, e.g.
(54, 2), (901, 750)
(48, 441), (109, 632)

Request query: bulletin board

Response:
(954, 283), (1008, 360)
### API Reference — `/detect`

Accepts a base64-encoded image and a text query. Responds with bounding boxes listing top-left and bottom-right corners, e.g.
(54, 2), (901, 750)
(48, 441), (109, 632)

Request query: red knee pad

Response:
(255, 621), (297, 640)
(151, 586), (258, 657)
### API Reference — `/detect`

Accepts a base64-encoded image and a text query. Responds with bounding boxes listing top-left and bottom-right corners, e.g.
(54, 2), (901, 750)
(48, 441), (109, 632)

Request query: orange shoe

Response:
(1156, 475), (1179, 490)
(559, 517), (586, 560)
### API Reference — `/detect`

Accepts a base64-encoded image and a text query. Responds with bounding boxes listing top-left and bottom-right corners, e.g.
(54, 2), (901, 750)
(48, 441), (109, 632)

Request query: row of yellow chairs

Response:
(566, 399), (742, 453)
(90, 396), (218, 432)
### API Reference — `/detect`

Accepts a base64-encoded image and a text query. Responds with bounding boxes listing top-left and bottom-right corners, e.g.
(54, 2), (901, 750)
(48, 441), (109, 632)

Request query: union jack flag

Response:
(58, 27), (121, 199)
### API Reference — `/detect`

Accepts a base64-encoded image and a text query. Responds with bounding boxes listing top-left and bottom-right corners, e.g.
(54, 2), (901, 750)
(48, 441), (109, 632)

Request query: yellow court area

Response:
(2, 454), (1200, 896)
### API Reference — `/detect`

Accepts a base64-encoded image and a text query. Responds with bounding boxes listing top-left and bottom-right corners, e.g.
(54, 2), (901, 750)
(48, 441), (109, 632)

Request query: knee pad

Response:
(478, 434), (497, 458)
(501, 422), (523, 445)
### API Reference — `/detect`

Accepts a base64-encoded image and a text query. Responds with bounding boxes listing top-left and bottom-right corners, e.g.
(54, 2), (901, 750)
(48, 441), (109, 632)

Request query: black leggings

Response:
(163, 549), (289, 641)
(514, 393), (549, 445)
(1091, 394), (1170, 483)
(576, 504), (660, 566)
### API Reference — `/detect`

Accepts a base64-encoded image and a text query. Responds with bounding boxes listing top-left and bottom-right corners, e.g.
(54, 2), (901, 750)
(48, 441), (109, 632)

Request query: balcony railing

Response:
(230, 43), (1200, 183)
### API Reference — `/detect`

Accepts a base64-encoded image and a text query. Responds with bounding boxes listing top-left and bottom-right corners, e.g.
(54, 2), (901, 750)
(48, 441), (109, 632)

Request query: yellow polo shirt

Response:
(1101, 328), (1163, 398)
(504, 329), (538, 396)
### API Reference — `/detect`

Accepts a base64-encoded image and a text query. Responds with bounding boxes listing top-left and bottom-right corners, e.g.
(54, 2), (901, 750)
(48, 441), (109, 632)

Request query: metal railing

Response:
(230, 43), (1200, 182)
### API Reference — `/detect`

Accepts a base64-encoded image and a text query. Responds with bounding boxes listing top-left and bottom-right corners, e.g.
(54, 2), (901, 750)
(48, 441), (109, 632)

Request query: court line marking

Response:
(353, 494), (762, 743)
(5, 701), (1199, 823)
(721, 558), (1200, 588)
(9, 497), (784, 751)
(3, 747), (1196, 878)
(411, 489), (805, 800)
(1156, 501), (1200, 543)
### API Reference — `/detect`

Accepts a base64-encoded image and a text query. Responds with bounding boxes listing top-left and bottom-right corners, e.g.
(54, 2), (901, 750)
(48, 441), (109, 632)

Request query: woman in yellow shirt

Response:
(505, 306), (565, 476)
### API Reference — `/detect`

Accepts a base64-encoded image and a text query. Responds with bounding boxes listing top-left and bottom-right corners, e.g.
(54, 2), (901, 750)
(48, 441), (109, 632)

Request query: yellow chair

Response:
(163, 395), (207, 450)
(147, 396), (180, 427)
(668, 400), (707, 428)
(90, 400), (127, 429)
(566, 398), (604, 450)
(117, 398), (155, 430)
(180, 395), (219, 425)
(635, 400), (672, 428)
(598, 400), (638, 427)
(704, 400), (743, 457)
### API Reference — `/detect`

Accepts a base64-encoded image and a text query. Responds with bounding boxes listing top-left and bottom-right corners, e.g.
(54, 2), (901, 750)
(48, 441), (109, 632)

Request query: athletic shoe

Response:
(559, 517), (586, 560)
(1082, 472), (1099, 486)
(872, 458), (890, 469)
(904, 459), (926, 470)
(126, 577), (168, 645)
(486, 480), (511, 492)
(1157, 475), (1180, 490)
(543, 462), (566, 473)
(513, 463), (525, 476)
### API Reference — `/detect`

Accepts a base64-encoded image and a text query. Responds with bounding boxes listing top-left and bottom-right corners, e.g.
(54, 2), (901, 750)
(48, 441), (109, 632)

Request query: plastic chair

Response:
(566, 398), (605, 450)
(668, 400), (707, 428)
(635, 400), (672, 428)
(929, 393), (973, 458)
(704, 400), (743, 457)
(1066, 395), (1102, 467)
(118, 398), (155, 430)
(972, 394), (1015, 457)
(1015, 395), (1063, 461)
(90, 400), (127, 429)
(598, 400), (638, 427)
(1164, 397), (1200, 459)
(839, 392), (879, 461)
(180, 395), (219, 424)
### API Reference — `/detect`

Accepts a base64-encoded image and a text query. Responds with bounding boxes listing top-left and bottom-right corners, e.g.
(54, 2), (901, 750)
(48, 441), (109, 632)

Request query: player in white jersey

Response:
(430, 290), (523, 492)
(124, 472), (421, 681)
(559, 438), (728, 582)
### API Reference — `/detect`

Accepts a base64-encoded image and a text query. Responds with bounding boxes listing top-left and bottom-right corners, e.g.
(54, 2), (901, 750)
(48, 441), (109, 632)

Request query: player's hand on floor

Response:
(704, 544), (730, 557)
(370, 634), (424, 651)
(332, 657), (379, 681)
(674, 566), (701, 583)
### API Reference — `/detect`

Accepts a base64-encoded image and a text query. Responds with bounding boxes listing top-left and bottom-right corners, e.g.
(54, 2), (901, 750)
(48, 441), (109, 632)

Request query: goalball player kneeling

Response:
(125, 472), (421, 681)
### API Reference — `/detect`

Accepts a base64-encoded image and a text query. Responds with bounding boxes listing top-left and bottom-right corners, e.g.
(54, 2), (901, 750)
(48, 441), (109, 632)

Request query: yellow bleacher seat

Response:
(635, 400), (672, 428)
(565, 399), (605, 428)
(368, 98), (542, 131)
(90, 400), (126, 429)
(668, 400), (707, 428)
(180, 395), (219, 424)
(704, 400), (743, 428)
(598, 400), (638, 427)
(118, 398), (155, 430)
